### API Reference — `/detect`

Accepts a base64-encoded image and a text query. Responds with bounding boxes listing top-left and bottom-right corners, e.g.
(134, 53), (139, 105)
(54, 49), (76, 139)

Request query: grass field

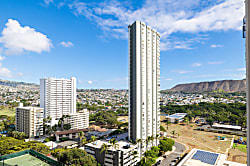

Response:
(0, 154), (50, 166)
(233, 143), (247, 153)
(160, 116), (247, 164)
(0, 109), (15, 117)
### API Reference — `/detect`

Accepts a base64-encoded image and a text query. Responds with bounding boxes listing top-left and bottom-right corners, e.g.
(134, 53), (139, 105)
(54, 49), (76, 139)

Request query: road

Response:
(159, 142), (186, 166)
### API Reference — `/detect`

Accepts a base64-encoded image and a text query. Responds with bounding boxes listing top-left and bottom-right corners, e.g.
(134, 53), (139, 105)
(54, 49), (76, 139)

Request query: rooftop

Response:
(85, 140), (136, 152)
(55, 128), (88, 135)
(212, 124), (241, 130)
(177, 148), (246, 166)
(168, 113), (187, 119)
(57, 140), (78, 147)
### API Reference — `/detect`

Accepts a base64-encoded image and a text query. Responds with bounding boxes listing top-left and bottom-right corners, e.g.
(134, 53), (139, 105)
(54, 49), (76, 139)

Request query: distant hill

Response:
(0, 79), (38, 88)
(169, 79), (246, 93)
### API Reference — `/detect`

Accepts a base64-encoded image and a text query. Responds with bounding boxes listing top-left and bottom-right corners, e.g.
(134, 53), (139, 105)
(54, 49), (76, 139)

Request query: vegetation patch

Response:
(0, 109), (15, 117)
(233, 143), (247, 153)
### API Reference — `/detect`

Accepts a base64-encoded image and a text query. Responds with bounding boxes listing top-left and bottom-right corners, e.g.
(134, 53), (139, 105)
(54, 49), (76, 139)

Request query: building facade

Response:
(245, 0), (250, 163)
(67, 109), (89, 130)
(84, 140), (138, 166)
(16, 104), (44, 137)
(40, 77), (76, 125)
(128, 21), (160, 154)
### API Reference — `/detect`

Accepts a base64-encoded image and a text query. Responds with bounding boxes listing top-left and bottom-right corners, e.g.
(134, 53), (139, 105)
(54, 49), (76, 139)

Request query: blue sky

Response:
(0, 0), (246, 89)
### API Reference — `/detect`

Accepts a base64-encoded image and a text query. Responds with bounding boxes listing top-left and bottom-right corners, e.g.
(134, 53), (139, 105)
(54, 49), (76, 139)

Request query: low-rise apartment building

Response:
(67, 109), (89, 130)
(85, 140), (139, 166)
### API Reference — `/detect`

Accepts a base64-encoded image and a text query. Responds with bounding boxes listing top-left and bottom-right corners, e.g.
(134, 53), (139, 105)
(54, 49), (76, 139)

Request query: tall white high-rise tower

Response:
(244, 0), (250, 164)
(128, 21), (160, 154)
(40, 77), (76, 125)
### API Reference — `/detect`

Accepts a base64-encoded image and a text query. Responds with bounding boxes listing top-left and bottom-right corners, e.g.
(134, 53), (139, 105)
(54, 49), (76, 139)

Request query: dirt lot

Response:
(227, 148), (247, 164)
(160, 116), (246, 164)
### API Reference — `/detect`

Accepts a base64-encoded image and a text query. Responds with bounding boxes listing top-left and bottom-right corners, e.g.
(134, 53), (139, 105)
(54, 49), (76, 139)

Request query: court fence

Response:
(0, 149), (64, 166)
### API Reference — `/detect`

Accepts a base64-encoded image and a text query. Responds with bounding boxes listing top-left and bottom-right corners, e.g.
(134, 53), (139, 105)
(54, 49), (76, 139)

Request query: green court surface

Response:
(0, 154), (50, 166)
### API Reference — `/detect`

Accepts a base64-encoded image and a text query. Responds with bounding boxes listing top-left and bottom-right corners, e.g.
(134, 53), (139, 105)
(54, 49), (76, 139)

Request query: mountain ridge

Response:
(0, 79), (38, 88)
(169, 79), (246, 93)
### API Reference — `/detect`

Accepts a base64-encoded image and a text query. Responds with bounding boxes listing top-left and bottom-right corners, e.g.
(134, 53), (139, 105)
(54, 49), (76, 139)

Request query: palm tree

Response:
(140, 157), (147, 165)
(90, 136), (96, 143)
(109, 138), (118, 162)
(171, 130), (177, 138)
(109, 138), (118, 147)
(146, 136), (151, 150)
(79, 131), (84, 146)
(136, 138), (142, 145)
(131, 151), (138, 160)
(100, 143), (110, 154)
(100, 143), (111, 164)
(155, 134), (160, 145)
(59, 115), (70, 131)
(81, 136), (87, 146)
(166, 120), (171, 130)
(43, 116), (51, 135)
(184, 117), (189, 125)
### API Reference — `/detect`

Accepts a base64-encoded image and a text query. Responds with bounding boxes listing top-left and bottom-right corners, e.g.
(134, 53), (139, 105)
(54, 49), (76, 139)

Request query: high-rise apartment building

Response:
(244, 0), (250, 163)
(16, 104), (44, 137)
(40, 77), (76, 125)
(128, 21), (160, 154)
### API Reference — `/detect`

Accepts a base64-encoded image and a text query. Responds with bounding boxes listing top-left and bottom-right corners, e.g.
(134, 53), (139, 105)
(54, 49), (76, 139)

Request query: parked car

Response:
(169, 162), (175, 166)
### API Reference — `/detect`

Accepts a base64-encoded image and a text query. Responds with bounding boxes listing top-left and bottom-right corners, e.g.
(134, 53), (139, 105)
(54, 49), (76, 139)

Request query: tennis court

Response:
(0, 154), (50, 166)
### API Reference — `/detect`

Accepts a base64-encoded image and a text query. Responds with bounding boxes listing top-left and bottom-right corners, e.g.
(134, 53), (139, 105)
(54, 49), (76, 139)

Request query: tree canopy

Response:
(161, 102), (246, 126)
(52, 148), (99, 166)
(0, 137), (50, 155)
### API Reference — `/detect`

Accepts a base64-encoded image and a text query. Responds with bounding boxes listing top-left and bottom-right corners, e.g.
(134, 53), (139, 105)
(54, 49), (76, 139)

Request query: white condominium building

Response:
(128, 21), (160, 154)
(16, 104), (44, 137)
(67, 109), (89, 129)
(40, 77), (76, 125)
(85, 140), (139, 166)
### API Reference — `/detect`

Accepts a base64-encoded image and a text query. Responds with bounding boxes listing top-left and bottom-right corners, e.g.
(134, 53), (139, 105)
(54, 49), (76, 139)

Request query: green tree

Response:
(90, 136), (97, 143)
(160, 125), (166, 132)
(54, 148), (98, 166)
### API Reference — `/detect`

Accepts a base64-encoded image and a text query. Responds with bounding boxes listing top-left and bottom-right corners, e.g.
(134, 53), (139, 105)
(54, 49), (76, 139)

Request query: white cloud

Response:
(223, 68), (246, 72)
(0, 67), (11, 78)
(88, 81), (93, 84)
(210, 44), (224, 48)
(0, 56), (5, 61)
(165, 78), (173, 81)
(172, 70), (193, 74)
(0, 55), (11, 77)
(191, 74), (215, 78)
(208, 61), (224, 64)
(191, 63), (202, 67)
(237, 68), (246, 71)
(0, 19), (53, 55)
(59, 41), (74, 48)
(226, 74), (246, 78)
(17, 72), (23, 76)
(66, 0), (244, 50)
(44, 0), (53, 5)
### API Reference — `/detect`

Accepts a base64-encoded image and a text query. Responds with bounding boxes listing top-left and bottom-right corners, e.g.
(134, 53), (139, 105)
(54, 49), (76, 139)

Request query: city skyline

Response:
(0, 0), (246, 89)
